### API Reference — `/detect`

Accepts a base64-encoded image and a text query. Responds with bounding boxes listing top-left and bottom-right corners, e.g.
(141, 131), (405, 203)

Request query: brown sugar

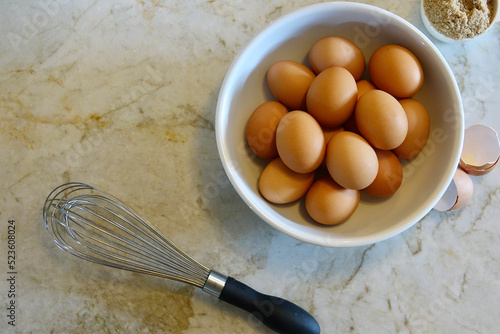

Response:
(423, 0), (495, 40)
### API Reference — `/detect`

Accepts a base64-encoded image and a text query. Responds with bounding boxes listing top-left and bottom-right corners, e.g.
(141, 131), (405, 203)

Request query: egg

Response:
(308, 36), (366, 80)
(326, 131), (378, 190)
(355, 90), (408, 150)
(267, 60), (316, 110)
(364, 149), (403, 197)
(369, 44), (424, 98)
(246, 101), (289, 159)
(258, 158), (315, 204)
(356, 80), (376, 100)
(320, 127), (344, 168)
(306, 66), (358, 127)
(276, 110), (325, 173)
(322, 126), (344, 145)
(393, 98), (431, 160)
(305, 176), (360, 225)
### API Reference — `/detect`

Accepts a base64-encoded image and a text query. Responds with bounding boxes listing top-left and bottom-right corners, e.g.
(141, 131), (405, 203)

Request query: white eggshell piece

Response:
(434, 168), (474, 211)
(459, 124), (500, 175)
(450, 168), (473, 210)
(433, 177), (458, 212)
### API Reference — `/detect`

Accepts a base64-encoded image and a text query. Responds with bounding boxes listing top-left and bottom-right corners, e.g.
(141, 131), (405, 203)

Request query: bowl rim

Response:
(215, 1), (464, 247)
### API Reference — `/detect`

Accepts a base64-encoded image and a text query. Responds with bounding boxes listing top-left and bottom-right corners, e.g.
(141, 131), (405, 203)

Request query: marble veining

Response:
(1, 0), (499, 333)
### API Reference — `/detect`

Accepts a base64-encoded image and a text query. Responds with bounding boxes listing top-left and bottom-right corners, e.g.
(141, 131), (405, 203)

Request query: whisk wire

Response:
(84, 197), (209, 279)
(65, 200), (181, 264)
(88, 195), (209, 276)
(74, 210), (207, 283)
(43, 183), (211, 288)
(49, 201), (159, 274)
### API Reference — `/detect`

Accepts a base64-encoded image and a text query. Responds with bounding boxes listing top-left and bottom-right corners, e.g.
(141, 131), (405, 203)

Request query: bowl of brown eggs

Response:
(215, 2), (464, 247)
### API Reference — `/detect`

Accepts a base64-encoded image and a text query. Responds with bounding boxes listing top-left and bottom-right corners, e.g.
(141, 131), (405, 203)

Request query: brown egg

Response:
(246, 101), (289, 159)
(369, 44), (424, 98)
(258, 158), (314, 204)
(267, 60), (316, 110)
(276, 110), (325, 173)
(364, 149), (403, 197)
(326, 131), (378, 190)
(356, 80), (376, 100)
(308, 36), (366, 80)
(320, 127), (344, 168)
(305, 176), (360, 225)
(323, 126), (344, 145)
(355, 90), (408, 150)
(393, 99), (431, 160)
(306, 66), (358, 128)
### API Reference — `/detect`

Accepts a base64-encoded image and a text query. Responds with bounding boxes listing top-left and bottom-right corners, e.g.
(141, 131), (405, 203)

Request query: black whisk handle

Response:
(218, 277), (320, 334)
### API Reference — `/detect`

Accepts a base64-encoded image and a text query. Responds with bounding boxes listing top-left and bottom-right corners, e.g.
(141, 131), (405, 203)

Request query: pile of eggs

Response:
(245, 36), (431, 226)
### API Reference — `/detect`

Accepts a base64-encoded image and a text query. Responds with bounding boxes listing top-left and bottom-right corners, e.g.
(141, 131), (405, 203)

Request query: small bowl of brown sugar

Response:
(421, 0), (499, 42)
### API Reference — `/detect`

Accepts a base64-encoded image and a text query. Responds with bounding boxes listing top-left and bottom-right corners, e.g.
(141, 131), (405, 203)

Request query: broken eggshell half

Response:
(459, 124), (500, 175)
(433, 167), (473, 212)
(434, 124), (499, 212)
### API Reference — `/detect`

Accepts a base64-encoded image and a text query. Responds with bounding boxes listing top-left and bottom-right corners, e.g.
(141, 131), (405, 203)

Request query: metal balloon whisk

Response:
(43, 182), (320, 334)
(43, 182), (210, 287)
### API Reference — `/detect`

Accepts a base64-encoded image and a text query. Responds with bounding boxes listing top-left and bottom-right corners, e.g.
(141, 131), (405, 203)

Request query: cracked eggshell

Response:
(433, 168), (473, 211)
(459, 124), (500, 175)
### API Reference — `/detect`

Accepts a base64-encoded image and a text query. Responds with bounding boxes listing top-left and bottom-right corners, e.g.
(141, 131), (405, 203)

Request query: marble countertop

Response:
(1, 0), (499, 333)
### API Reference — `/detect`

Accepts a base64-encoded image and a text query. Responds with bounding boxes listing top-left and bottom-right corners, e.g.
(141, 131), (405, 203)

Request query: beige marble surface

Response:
(1, 0), (499, 333)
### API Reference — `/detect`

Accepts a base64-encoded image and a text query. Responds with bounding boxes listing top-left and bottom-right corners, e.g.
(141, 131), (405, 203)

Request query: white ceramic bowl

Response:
(216, 2), (464, 247)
